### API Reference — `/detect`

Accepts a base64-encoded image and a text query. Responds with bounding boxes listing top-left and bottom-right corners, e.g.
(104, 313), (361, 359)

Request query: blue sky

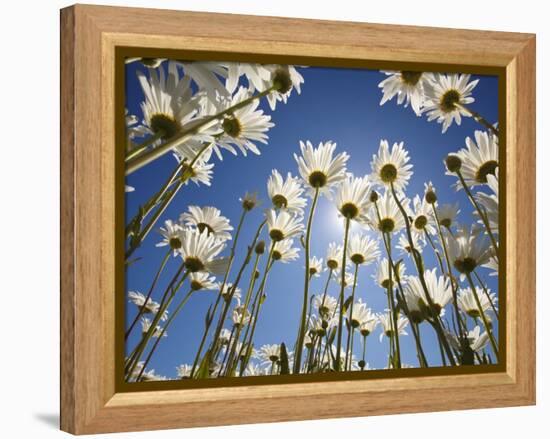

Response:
(125, 62), (499, 378)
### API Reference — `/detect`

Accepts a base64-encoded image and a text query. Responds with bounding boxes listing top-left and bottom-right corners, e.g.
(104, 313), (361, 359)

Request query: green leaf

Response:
(327, 327), (337, 345)
(279, 343), (290, 375)
(342, 295), (354, 314)
(195, 350), (211, 379)
(124, 256), (142, 267)
(204, 305), (213, 327)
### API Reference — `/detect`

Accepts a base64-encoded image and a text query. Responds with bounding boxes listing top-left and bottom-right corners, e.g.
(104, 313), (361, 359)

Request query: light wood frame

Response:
(60, 4), (536, 434)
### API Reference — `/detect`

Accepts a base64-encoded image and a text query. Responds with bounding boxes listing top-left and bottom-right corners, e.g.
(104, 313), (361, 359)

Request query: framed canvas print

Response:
(60, 4), (536, 434)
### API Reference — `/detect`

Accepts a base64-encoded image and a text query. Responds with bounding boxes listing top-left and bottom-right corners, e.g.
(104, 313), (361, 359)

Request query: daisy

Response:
(231, 305), (252, 328)
(256, 344), (282, 365)
(378, 311), (409, 342)
(424, 181), (438, 204)
(378, 70), (428, 116)
(139, 369), (168, 382)
(336, 270), (356, 289)
(326, 242), (344, 270)
(265, 65), (304, 110)
(172, 148), (215, 187)
(467, 326), (490, 352)
(483, 255), (499, 276)
(214, 86), (275, 158)
(179, 228), (228, 275)
(457, 286), (497, 318)
(220, 283), (242, 302)
(359, 316), (379, 338)
(423, 73), (479, 133)
(140, 317), (166, 338)
(239, 191), (260, 211)
(348, 300), (377, 329)
(189, 272), (218, 291)
(176, 364), (193, 378)
(446, 225), (492, 275)
(402, 286), (425, 324)
(172, 136), (214, 164)
(396, 232), (425, 256)
(405, 268), (452, 317)
(267, 169), (307, 215)
(125, 108), (148, 144)
(367, 190), (407, 234)
(272, 238), (300, 263)
(180, 205), (233, 242)
(304, 333), (315, 349)
(409, 194), (436, 238)
(452, 130), (499, 188)
(370, 140), (413, 192)
(333, 175), (373, 223)
(308, 314), (335, 337)
(127, 291), (167, 321)
(137, 61), (205, 144)
(125, 57), (166, 68)
(266, 209), (304, 242)
(176, 61), (229, 100)
(242, 362), (266, 377)
(476, 169), (499, 234)
(219, 328), (233, 346)
(374, 258), (406, 289)
(294, 140), (349, 196)
(347, 233), (380, 266)
(437, 203), (460, 229)
(156, 219), (183, 255)
(225, 62), (272, 94)
(313, 295), (339, 318)
(308, 256), (325, 277)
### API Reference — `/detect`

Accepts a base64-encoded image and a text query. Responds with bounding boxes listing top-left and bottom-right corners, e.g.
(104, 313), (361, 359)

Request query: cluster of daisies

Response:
(124, 61), (499, 382)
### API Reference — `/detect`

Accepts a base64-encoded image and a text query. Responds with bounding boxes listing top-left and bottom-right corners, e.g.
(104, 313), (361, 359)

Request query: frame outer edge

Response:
(60, 5), (76, 435)
(59, 5), (537, 433)
(515, 36), (536, 403)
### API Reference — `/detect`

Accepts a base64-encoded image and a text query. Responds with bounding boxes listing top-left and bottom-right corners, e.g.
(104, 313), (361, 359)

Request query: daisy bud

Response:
(445, 154), (462, 173)
(272, 67), (293, 94)
(369, 190), (379, 203)
(358, 360), (366, 369)
(255, 240), (266, 254)
(425, 190), (437, 204)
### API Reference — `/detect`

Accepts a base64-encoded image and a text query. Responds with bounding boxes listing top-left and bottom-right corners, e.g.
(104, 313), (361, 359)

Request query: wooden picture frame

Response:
(60, 4), (536, 434)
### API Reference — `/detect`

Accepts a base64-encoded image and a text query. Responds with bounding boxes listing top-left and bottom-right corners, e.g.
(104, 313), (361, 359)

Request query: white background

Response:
(0, 0), (546, 437)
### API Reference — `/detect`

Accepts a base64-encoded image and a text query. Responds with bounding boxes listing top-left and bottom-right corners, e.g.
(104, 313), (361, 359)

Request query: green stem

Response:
(239, 243), (276, 372)
(293, 187), (320, 374)
(456, 103), (500, 137)
(126, 268), (189, 378)
(361, 335), (367, 370)
(126, 130), (165, 162)
(125, 248), (171, 340)
(223, 252), (261, 376)
(389, 182), (456, 366)
(335, 217), (351, 371)
(344, 264), (359, 371)
(456, 170), (499, 259)
(386, 234), (401, 369)
(465, 272), (500, 361)
(125, 142), (214, 261)
(473, 270), (499, 318)
(374, 200), (428, 367)
(126, 86), (277, 175)
(431, 204), (468, 339)
(189, 211), (253, 378)
(135, 289), (193, 381)
(212, 214), (263, 358)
